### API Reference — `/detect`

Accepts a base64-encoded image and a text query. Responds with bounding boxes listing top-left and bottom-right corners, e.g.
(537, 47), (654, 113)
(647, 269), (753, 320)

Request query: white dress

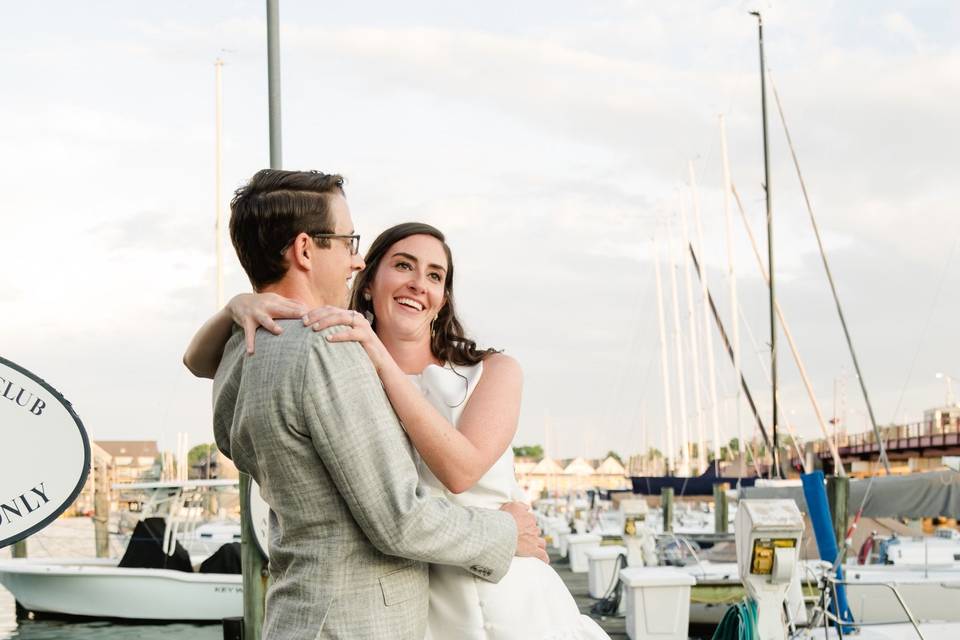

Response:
(408, 362), (610, 640)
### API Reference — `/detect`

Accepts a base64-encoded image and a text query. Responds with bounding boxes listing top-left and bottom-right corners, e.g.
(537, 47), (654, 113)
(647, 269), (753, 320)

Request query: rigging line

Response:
(688, 244), (772, 454)
(889, 219), (960, 424)
(767, 69), (891, 475)
(732, 300), (808, 471)
(731, 183), (844, 474)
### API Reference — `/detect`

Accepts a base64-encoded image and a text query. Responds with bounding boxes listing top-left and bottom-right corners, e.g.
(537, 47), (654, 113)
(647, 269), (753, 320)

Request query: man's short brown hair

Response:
(229, 169), (345, 290)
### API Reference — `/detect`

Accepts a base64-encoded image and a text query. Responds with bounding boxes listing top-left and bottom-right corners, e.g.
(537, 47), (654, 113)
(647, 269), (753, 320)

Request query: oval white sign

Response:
(0, 357), (91, 548)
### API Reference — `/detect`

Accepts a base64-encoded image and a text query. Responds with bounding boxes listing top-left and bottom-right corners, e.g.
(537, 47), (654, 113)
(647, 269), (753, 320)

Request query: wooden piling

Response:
(713, 482), (730, 534)
(827, 474), (850, 551)
(12, 540), (27, 558)
(241, 472), (267, 640)
(661, 487), (674, 533)
(94, 460), (110, 558)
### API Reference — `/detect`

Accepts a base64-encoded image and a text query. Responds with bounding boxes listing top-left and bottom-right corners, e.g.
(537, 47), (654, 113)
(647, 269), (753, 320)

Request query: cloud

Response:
(3, 1), (958, 461)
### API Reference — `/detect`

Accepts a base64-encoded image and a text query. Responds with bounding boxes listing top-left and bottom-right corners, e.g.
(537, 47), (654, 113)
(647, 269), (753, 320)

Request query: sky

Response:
(2, 1), (958, 462)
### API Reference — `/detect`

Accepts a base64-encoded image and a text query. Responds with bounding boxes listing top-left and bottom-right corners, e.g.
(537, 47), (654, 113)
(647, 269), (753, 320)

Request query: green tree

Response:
(188, 443), (216, 466)
(512, 444), (544, 461)
(605, 450), (623, 465)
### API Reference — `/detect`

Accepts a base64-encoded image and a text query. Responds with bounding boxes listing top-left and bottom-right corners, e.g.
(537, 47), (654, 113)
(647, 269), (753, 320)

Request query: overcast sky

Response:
(2, 1), (958, 462)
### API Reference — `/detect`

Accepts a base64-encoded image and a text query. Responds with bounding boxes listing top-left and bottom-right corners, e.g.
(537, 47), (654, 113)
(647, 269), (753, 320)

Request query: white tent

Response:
(563, 457), (596, 476)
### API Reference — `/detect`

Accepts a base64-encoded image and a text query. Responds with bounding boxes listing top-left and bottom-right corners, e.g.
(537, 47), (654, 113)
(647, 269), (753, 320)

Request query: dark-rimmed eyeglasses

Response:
(310, 233), (361, 256)
(281, 233), (361, 256)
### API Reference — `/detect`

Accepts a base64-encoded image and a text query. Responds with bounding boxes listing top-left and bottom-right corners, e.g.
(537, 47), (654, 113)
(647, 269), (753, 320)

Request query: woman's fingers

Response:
(243, 319), (259, 355)
(302, 305), (354, 325)
(257, 312), (284, 336)
(230, 292), (305, 328)
(324, 329), (359, 342)
(268, 297), (308, 318)
(304, 307), (357, 329)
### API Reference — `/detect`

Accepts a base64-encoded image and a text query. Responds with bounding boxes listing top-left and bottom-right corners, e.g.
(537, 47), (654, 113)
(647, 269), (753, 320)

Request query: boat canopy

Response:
(741, 470), (960, 519)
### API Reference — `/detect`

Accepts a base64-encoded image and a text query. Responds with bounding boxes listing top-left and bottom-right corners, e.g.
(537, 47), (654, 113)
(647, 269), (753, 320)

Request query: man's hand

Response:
(500, 502), (549, 564)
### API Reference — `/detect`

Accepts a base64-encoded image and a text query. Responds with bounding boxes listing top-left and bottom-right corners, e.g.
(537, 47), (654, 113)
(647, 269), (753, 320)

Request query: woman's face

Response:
(367, 234), (448, 340)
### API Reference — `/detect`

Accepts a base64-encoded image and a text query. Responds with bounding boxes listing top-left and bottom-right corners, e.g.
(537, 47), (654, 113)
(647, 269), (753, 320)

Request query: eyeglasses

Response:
(310, 233), (361, 256)
(281, 233), (361, 256)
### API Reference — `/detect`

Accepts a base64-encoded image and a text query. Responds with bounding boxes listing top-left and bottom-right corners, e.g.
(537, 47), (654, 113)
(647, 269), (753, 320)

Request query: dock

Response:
(550, 548), (628, 639)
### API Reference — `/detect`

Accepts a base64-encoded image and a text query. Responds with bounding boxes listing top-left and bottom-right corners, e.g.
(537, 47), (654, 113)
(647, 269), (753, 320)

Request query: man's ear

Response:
(289, 232), (313, 270)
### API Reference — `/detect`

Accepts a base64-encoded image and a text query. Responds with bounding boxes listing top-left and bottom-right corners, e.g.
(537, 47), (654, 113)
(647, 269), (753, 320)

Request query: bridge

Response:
(795, 405), (960, 475)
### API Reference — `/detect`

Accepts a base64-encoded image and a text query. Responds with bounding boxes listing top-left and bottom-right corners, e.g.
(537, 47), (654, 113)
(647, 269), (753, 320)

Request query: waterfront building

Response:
(515, 454), (629, 497)
(70, 440), (160, 515)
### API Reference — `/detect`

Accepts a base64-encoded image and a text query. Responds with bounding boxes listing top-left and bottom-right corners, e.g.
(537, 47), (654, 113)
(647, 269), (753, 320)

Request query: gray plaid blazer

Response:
(213, 321), (517, 639)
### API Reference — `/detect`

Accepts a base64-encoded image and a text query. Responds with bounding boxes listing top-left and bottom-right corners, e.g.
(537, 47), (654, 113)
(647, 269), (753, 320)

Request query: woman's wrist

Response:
(226, 293), (252, 325)
(375, 353), (405, 382)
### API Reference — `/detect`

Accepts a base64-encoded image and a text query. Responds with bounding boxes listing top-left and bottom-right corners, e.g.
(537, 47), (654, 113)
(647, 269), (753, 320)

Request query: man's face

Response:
(311, 193), (365, 307)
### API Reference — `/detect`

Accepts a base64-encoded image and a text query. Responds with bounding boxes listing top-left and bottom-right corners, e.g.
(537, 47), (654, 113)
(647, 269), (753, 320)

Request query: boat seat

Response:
(199, 542), (241, 574)
(118, 517), (193, 573)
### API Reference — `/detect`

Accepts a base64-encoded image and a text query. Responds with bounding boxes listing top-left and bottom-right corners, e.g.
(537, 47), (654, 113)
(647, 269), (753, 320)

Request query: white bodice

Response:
(409, 362), (610, 640)
(406, 362), (526, 509)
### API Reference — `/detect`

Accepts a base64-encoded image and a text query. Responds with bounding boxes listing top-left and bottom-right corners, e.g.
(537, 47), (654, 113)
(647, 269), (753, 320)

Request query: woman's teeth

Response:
(395, 297), (424, 311)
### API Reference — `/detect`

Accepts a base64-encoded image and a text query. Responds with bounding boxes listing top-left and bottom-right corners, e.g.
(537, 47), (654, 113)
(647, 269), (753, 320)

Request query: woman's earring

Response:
(363, 291), (372, 301)
(430, 316), (437, 338)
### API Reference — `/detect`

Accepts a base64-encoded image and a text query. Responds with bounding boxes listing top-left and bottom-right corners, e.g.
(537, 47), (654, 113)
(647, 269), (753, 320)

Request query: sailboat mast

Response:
(751, 10), (779, 478)
(214, 58), (224, 309)
(653, 234), (676, 475)
(679, 198), (707, 474)
(667, 218), (692, 476)
(689, 164), (724, 470)
(719, 116), (744, 467)
(730, 185), (846, 474)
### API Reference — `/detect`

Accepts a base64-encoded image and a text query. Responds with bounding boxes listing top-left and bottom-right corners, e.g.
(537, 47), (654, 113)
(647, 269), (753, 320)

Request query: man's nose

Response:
(352, 254), (365, 272)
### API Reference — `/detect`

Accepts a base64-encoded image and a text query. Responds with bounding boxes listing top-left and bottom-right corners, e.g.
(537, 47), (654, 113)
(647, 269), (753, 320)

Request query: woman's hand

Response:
(228, 293), (308, 355)
(303, 306), (393, 373)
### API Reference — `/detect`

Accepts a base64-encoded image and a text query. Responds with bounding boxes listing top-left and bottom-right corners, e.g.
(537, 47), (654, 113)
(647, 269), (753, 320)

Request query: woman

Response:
(185, 222), (608, 640)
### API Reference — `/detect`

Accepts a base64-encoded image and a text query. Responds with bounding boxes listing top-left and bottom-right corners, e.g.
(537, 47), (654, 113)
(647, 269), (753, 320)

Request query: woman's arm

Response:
(183, 293), (307, 379)
(182, 307), (234, 378)
(310, 306), (522, 494)
(379, 353), (522, 494)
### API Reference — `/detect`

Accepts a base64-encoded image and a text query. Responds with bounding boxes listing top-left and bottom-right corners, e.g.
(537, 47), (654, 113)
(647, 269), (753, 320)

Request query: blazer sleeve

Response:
(300, 325), (517, 583)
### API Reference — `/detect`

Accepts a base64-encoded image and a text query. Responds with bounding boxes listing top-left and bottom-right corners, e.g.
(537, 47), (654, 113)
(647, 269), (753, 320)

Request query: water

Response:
(0, 590), (219, 639)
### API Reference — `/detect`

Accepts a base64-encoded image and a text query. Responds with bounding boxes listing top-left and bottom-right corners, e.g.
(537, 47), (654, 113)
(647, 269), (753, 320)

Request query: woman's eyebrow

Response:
(391, 251), (446, 272)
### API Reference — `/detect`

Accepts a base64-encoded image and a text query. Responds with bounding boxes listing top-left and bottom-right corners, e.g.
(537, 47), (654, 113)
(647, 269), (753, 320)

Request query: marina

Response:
(3, 1), (958, 639)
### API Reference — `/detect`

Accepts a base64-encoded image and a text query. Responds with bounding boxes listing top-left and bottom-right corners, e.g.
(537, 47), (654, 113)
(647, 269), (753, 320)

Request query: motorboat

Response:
(863, 527), (960, 567)
(0, 480), (243, 621)
(0, 556), (241, 621)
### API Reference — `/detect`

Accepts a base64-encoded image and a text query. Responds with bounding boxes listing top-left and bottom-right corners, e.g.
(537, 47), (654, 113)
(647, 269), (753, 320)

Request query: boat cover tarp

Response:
(118, 517), (193, 573)
(199, 542), (241, 574)
(630, 464), (758, 496)
(741, 470), (960, 519)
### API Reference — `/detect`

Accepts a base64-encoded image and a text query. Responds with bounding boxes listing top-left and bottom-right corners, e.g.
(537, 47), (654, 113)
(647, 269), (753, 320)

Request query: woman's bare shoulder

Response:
(481, 352), (522, 381)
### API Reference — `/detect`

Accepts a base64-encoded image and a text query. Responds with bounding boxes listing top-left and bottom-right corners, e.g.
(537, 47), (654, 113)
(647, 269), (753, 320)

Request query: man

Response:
(212, 169), (543, 639)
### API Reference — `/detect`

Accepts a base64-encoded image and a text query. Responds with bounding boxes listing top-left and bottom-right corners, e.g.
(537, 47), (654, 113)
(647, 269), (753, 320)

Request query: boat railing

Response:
(657, 532), (710, 577)
(808, 574), (926, 640)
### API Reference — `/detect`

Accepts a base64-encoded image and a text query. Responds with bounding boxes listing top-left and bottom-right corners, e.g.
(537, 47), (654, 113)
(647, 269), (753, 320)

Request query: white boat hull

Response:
(0, 557), (241, 621)
(686, 562), (960, 625)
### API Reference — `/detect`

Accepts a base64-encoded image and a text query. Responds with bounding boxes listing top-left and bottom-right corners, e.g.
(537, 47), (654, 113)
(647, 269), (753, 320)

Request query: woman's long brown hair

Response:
(349, 222), (498, 366)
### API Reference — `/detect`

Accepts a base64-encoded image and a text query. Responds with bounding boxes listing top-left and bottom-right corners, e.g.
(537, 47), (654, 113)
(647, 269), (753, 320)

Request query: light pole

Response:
(935, 373), (956, 407)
